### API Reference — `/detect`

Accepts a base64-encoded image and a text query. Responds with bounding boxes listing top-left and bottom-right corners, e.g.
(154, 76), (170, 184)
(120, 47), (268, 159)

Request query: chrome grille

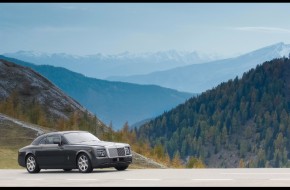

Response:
(108, 148), (125, 158)
(117, 148), (125, 156)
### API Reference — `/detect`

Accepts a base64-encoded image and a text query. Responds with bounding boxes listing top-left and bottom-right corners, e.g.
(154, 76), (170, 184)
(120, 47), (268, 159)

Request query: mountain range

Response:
(3, 50), (219, 79)
(108, 42), (290, 93)
(0, 55), (192, 129)
(5, 43), (289, 95)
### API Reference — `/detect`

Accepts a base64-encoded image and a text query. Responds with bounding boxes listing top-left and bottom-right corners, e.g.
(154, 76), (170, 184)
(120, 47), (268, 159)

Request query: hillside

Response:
(0, 115), (40, 169)
(109, 42), (290, 93)
(0, 59), (85, 118)
(0, 55), (192, 129)
(0, 59), (107, 133)
(137, 57), (290, 168)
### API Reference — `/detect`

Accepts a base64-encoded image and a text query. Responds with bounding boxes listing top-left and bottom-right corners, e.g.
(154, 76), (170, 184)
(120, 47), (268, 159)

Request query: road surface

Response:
(1, 168), (290, 186)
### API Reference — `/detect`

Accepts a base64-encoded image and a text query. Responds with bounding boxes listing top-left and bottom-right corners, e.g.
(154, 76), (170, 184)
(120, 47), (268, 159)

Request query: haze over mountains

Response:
(109, 43), (290, 93)
(5, 43), (290, 95)
(4, 50), (220, 79)
(0, 55), (192, 129)
(3, 42), (290, 128)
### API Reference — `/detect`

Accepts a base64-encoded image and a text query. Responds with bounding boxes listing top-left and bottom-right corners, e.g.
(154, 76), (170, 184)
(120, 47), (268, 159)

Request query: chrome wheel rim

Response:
(26, 156), (36, 172)
(78, 155), (88, 172)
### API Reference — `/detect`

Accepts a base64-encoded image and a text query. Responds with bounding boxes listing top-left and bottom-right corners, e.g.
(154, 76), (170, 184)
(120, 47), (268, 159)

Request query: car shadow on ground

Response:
(20, 169), (128, 174)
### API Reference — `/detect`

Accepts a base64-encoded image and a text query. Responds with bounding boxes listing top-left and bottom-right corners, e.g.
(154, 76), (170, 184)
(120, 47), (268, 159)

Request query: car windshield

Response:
(64, 132), (100, 144)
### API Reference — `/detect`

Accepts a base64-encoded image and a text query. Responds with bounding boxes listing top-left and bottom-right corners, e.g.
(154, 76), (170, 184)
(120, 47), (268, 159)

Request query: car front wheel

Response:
(26, 155), (40, 173)
(115, 165), (128, 171)
(77, 153), (93, 173)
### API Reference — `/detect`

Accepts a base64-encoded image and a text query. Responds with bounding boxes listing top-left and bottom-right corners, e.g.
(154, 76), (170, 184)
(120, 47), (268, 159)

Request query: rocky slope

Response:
(0, 59), (86, 120)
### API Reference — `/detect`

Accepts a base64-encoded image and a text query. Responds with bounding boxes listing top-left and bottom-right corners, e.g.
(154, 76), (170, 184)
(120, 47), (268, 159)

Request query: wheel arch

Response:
(25, 152), (36, 162)
(75, 150), (93, 166)
(24, 150), (40, 167)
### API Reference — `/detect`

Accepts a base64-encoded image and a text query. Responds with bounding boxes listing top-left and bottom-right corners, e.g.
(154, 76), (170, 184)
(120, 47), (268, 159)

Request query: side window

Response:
(61, 136), (68, 145)
(39, 137), (47, 145)
(46, 135), (60, 144)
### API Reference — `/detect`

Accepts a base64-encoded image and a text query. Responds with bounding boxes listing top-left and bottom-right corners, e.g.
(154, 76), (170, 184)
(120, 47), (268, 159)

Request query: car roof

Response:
(42, 130), (89, 136)
(31, 131), (91, 145)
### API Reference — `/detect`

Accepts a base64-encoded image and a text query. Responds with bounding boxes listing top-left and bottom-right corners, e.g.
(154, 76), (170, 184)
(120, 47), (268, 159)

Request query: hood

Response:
(74, 140), (129, 148)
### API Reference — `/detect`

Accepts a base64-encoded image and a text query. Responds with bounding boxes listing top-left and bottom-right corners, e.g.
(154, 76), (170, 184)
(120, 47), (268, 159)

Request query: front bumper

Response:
(91, 156), (132, 168)
(18, 152), (26, 167)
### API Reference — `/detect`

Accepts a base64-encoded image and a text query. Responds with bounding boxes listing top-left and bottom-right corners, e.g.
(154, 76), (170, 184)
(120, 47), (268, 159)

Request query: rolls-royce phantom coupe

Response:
(18, 131), (132, 173)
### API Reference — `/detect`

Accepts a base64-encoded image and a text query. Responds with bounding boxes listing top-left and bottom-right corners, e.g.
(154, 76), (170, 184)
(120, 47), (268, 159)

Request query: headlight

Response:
(96, 149), (106, 157)
(125, 147), (131, 155)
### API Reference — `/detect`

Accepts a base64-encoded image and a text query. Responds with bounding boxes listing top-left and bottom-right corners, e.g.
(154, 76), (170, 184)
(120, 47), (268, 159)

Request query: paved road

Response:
(1, 169), (290, 186)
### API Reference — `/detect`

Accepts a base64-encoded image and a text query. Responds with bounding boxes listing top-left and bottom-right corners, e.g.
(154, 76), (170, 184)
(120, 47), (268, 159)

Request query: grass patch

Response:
(0, 122), (38, 168)
(0, 148), (22, 169)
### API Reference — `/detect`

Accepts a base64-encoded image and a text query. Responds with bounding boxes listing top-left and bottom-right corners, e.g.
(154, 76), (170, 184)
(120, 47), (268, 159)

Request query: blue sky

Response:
(1, 3), (290, 57)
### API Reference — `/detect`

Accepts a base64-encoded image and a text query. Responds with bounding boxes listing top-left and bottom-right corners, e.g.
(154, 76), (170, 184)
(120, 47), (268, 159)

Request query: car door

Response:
(60, 136), (76, 168)
(35, 135), (65, 168)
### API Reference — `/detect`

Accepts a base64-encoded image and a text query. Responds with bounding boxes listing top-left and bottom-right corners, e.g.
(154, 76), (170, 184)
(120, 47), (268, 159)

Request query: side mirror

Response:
(53, 138), (61, 146)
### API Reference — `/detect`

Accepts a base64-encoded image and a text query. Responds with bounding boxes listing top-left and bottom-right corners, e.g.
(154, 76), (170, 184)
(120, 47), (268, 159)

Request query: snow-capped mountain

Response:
(108, 42), (290, 93)
(3, 50), (220, 79)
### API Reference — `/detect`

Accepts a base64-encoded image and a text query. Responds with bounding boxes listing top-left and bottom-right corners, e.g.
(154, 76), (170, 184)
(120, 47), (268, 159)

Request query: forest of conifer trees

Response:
(136, 58), (290, 168)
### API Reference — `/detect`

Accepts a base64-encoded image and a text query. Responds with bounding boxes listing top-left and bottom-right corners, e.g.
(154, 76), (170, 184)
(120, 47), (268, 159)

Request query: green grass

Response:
(0, 122), (37, 168)
(0, 148), (22, 169)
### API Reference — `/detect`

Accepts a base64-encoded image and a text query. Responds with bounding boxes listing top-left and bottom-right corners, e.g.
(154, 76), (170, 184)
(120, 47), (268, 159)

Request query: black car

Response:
(18, 131), (132, 173)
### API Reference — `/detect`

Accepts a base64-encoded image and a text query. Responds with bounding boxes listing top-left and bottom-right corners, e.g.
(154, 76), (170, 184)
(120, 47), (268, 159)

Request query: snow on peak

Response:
(6, 51), (84, 60)
(14, 50), (47, 57)
(4, 49), (223, 66)
(276, 43), (290, 57)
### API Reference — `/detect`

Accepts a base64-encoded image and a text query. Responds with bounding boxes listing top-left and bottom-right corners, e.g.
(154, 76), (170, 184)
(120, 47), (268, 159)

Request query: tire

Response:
(114, 165), (128, 171)
(63, 169), (72, 172)
(77, 153), (93, 173)
(26, 154), (40, 173)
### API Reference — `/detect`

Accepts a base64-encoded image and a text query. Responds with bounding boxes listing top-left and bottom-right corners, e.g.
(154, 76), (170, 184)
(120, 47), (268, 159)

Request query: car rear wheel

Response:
(77, 153), (93, 173)
(114, 165), (128, 171)
(26, 155), (40, 173)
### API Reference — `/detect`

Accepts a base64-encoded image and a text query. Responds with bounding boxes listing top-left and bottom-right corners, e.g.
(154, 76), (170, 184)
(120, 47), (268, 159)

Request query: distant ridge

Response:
(109, 42), (290, 93)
